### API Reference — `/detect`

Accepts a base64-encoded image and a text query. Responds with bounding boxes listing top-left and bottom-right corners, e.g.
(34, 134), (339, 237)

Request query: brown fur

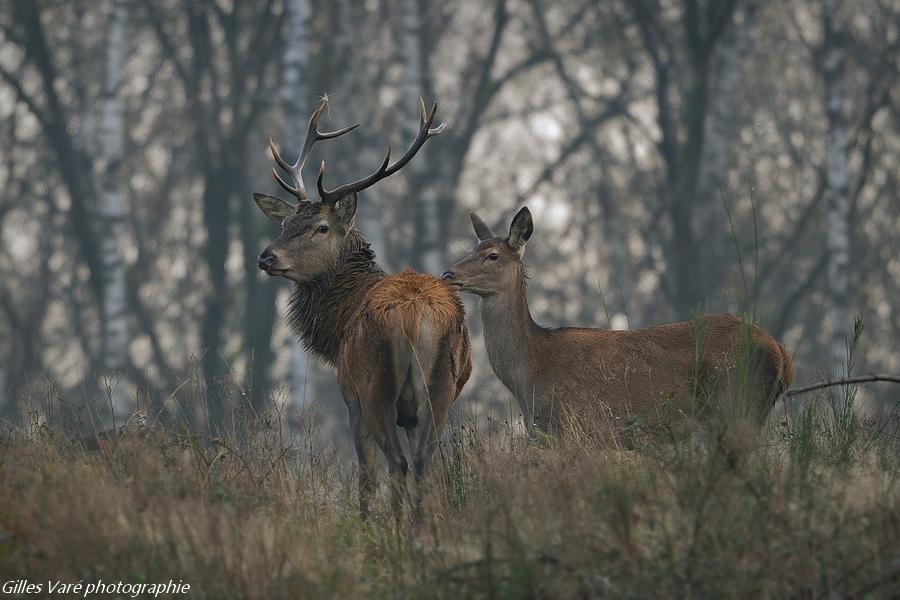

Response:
(778, 342), (796, 394)
(260, 208), (471, 520)
(365, 269), (465, 345)
(256, 99), (469, 523)
(505, 314), (794, 430)
(444, 207), (795, 437)
(337, 267), (471, 519)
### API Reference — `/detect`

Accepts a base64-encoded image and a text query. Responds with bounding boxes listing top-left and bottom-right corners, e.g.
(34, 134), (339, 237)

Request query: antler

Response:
(268, 97), (358, 202)
(316, 97), (446, 205)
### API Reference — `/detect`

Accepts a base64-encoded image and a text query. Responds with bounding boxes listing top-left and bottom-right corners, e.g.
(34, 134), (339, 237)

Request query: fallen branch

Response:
(786, 374), (900, 398)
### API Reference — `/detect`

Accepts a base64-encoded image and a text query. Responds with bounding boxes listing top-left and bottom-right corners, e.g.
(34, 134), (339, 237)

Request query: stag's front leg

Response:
(342, 389), (379, 520)
(346, 403), (378, 519)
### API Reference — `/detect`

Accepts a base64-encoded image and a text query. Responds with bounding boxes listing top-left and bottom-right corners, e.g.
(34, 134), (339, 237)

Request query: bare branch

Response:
(0, 63), (50, 131)
(786, 374), (900, 398)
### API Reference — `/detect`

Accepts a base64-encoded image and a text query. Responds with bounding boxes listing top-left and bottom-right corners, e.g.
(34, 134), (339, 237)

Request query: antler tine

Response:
(316, 161), (329, 201)
(317, 146), (392, 203)
(317, 98), (446, 204)
(269, 97), (359, 201)
(268, 138), (301, 198)
(271, 166), (295, 195)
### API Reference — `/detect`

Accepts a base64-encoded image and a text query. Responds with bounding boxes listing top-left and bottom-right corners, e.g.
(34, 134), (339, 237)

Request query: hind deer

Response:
(441, 207), (794, 438)
(254, 97), (471, 520)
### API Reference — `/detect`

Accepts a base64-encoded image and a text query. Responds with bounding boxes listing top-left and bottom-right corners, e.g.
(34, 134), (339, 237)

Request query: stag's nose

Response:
(440, 270), (455, 281)
(258, 249), (276, 271)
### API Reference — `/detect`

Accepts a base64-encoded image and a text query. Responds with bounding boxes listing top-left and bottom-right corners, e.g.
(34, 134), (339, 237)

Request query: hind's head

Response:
(441, 207), (533, 297)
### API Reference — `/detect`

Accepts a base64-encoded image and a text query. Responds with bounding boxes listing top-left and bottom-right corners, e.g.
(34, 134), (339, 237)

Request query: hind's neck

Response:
(288, 230), (385, 365)
(479, 270), (543, 396)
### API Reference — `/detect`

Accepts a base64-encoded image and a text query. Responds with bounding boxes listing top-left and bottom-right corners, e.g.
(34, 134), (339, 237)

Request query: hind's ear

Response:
(253, 193), (295, 221)
(470, 212), (496, 241)
(507, 206), (533, 254)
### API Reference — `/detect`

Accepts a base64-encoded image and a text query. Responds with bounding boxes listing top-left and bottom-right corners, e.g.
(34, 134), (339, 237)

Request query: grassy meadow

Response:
(2, 375), (900, 599)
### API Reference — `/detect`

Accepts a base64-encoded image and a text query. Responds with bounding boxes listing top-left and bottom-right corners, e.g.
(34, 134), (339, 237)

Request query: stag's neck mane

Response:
(287, 229), (385, 365)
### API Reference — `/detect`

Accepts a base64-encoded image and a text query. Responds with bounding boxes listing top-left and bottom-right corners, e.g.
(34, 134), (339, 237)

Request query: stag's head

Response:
(255, 97), (445, 283)
(441, 207), (533, 297)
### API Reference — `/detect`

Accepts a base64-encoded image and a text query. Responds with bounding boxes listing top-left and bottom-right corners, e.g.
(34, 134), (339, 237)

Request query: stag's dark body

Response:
(253, 97), (470, 520)
(286, 228), (470, 515)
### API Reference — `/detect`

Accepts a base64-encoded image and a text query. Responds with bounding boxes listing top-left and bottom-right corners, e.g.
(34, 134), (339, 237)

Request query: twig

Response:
(786, 374), (900, 398)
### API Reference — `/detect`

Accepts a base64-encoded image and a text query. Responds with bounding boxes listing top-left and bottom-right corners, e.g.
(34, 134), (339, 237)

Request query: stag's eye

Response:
(488, 252), (499, 261)
(317, 225), (329, 234)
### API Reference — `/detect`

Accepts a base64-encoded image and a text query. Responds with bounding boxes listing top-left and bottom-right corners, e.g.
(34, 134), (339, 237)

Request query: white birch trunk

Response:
(823, 0), (850, 376)
(283, 0), (315, 408)
(99, 0), (130, 410)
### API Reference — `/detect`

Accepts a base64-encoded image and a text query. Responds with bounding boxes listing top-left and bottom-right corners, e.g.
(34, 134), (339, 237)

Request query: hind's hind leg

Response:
(735, 345), (785, 426)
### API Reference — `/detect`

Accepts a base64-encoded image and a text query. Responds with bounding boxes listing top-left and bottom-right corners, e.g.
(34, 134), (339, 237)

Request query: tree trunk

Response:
(629, 1), (741, 320)
(667, 57), (711, 318)
(283, 0), (315, 408)
(598, 160), (636, 329)
(240, 166), (277, 410)
(822, 0), (850, 375)
(698, 1), (760, 198)
(339, 0), (387, 265)
(182, 3), (231, 427)
(99, 0), (131, 409)
(73, 2), (95, 155)
(398, 0), (441, 274)
(696, 0), (761, 308)
(12, 1), (104, 308)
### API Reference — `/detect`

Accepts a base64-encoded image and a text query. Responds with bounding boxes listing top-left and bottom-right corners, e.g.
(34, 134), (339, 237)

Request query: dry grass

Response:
(2, 386), (900, 599)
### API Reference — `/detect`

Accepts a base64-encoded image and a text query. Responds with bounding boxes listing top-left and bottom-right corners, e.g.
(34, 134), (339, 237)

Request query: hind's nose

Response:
(440, 270), (454, 281)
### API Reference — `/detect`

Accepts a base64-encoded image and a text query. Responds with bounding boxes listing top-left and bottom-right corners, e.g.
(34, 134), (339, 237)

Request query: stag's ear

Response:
(507, 206), (533, 254)
(253, 193), (295, 221)
(470, 212), (496, 241)
(334, 191), (358, 227)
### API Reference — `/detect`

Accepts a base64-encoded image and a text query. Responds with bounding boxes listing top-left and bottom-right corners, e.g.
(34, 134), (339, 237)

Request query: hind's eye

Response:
(317, 225), (329, 234)
(488, 252), (499, 261)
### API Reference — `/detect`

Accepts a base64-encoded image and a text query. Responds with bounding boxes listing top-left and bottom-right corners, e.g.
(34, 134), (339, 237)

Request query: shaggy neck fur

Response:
(287, 229), (385, 365)
(479, 264), (544, 395)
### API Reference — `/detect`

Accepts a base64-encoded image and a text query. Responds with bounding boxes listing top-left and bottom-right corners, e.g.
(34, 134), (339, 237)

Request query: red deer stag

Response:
(254, 98), (471, 519)
(442, 207), (794, 438)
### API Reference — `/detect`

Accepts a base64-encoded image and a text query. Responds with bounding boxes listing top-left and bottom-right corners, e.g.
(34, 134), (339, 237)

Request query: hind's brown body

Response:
(482, 309), (793, 432)
(444, 207), (794, 436)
